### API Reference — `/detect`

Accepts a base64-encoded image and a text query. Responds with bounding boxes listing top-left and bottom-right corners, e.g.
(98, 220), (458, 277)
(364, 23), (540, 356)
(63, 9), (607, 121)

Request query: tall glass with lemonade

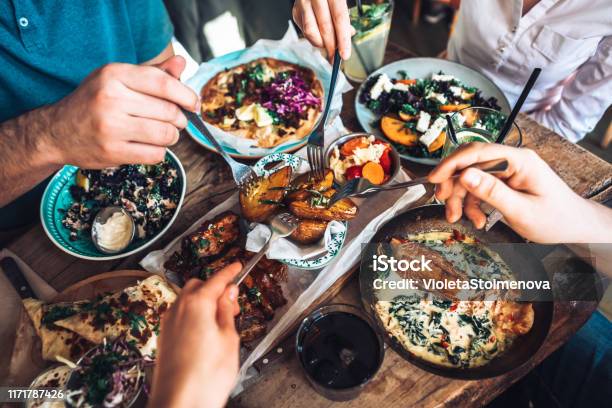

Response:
(343, 1), (394, 82)
(442, 107), (522, 157)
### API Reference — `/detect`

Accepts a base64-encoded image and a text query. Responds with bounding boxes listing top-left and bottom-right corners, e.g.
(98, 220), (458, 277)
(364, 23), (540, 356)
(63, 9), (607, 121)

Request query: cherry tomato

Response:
(345, 165), (363, 180)
(379, 148), (392, 174)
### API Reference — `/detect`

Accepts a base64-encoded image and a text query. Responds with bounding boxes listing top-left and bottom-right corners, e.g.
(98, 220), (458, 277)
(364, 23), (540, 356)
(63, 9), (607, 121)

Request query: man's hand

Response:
(149, 262), (242, 408)
(45, 55), (198, 168)
(293, 0), (354, 60)
(428, 143), (612, 243)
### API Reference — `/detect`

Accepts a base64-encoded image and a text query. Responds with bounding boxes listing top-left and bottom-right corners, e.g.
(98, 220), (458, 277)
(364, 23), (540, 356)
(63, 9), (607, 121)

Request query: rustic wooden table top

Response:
(5, 41), (612, 407)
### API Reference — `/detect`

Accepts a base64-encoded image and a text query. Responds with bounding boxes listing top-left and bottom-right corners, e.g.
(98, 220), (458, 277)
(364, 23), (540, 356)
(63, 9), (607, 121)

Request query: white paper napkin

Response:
(245, 220), (346, 260)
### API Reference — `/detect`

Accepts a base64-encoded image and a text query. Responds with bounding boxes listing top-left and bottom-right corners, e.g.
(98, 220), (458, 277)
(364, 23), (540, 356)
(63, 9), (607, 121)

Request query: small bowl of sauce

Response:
(296, 304), (385, 401)
(91, 206), (135, 254)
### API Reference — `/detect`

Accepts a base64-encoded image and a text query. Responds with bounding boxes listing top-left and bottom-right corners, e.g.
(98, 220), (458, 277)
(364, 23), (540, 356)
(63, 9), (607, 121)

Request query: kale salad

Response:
(61, 158), (181, 244)
(359, 71), (502, 159)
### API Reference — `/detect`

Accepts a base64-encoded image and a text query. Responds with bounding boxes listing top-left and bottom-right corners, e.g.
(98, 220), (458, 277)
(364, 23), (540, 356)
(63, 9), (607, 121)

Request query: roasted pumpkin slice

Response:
(289, 219), (328, 244)
(288, 189), (358, 221)
(428, 131), (446, 153)
(240, 166), (292, 222)
(380, 116), (418, 146)
(398, 111), (415, 121)
(287, 170), (334, 202)
(462, 109), (479, 127)
(439, 103), (471, 112)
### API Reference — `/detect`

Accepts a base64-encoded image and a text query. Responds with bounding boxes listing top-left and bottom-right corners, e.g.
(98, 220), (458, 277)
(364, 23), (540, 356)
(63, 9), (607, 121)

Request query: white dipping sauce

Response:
(94, 211), (133, 251)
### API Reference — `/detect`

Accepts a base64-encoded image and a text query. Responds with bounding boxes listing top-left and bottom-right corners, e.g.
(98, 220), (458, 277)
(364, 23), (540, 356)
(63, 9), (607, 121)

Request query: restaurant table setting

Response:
(2, 11), (612, 407)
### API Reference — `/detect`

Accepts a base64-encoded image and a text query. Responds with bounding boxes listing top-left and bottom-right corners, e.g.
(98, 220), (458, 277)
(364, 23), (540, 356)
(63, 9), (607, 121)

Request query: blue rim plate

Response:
(40, 150), (186, 261)
(185, 49), (323, 159)
(253, 153), (347, 270)
(355, 58), (511, 165)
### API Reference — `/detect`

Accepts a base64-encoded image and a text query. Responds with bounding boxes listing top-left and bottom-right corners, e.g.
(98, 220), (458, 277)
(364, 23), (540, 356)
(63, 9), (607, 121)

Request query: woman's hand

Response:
(292, 0), (354, 60)
(149, 262), (242, 408)
(428, 143), (612, 243)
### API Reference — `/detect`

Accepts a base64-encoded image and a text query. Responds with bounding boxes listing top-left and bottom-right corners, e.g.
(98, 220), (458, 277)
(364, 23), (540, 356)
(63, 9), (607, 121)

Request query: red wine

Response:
(297, 311), (382, 389)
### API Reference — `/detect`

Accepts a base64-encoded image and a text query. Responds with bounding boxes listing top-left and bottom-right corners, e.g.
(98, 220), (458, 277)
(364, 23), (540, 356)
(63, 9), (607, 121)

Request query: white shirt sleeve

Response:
(530, 36), (612, 143)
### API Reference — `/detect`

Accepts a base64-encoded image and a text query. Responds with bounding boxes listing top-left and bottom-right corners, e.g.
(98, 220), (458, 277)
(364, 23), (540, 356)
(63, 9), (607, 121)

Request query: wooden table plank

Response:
(4, 40), (610, 408)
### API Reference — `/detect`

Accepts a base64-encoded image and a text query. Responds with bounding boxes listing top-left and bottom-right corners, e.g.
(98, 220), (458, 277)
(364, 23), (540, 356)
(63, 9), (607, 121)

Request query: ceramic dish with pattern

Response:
(252, 153), (349, 270)
(40, 150), (186, 261)
(355, 58), (511, 165)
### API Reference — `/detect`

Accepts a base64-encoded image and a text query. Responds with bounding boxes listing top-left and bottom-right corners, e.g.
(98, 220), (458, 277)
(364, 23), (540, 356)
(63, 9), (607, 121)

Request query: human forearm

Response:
(0, 106), (62, 207)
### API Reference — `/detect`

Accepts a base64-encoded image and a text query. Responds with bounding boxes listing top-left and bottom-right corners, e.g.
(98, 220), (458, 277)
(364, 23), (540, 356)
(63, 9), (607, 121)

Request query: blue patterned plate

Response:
(253, 154), (347, 270)
(40, 150), (186, 261)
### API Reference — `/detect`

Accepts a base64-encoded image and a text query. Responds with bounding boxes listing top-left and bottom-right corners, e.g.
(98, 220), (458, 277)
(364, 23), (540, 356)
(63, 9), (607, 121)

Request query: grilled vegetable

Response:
(427, 131), (446, 153)
(289, 189), (358, 221)
(286, 169), (334, 202)
(240, 166), (292, 222)
(381, 116), (418, 146)
(440, 103), (471, 112)
(289, 219), (328, 244)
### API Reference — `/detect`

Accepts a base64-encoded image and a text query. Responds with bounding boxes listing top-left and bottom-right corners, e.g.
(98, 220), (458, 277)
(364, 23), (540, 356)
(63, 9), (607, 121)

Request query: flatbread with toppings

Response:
(201, 57), (323, 148)
(52, 275), (176, 358)
(22, 298), (94, 361)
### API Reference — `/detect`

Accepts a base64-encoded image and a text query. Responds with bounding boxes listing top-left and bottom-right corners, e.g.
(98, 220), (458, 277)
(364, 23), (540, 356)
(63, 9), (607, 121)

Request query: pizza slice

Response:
(201, 57), (323, 148)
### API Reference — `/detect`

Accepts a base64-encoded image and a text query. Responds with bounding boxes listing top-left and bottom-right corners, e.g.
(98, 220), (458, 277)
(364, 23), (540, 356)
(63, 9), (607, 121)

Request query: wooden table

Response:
(5, 42), (612, 407)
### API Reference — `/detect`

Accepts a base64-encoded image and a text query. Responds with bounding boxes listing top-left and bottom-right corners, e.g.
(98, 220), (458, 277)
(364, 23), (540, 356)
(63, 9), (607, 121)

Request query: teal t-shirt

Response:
(0, 0), (173, 230)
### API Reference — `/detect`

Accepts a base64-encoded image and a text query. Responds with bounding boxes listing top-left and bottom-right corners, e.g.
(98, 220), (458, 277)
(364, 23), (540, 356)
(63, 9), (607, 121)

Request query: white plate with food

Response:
(355, 58), (511, 165)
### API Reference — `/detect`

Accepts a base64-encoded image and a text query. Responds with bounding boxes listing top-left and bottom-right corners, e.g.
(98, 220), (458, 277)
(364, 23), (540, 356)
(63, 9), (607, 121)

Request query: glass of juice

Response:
(295, 304), (385, 401)
(343, 1), (394, 82)
(442, 106), (523, 157)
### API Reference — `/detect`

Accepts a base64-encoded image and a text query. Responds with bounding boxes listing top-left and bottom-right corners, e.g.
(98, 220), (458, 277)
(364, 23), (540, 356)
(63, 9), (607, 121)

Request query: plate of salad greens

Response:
(355, 58), (511, 165)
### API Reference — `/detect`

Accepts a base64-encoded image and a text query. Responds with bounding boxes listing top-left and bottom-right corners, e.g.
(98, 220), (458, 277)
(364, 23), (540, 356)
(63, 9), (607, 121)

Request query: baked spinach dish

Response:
(359, 71), (502, 159)
(61, 159), (181, 243)
(375, 231), (534, 368)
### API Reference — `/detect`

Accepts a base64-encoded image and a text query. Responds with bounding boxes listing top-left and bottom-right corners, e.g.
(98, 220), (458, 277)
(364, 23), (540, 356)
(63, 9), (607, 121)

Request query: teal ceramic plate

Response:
(253, 154), (347, 270)
(40, 150), (186, 261)
(355, 58), (511, 165)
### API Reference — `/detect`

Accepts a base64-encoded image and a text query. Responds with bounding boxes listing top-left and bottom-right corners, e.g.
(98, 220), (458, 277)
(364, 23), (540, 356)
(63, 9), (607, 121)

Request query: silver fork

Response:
(329, 160), (509, 206)
(307, 49), (341, 180)
(232, 212), (299, 285)
(182, 109), (257, 189)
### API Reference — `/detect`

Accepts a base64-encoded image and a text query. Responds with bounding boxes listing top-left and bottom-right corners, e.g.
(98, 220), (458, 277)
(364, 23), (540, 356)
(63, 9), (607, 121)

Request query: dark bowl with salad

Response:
(355, 58), (511, 165)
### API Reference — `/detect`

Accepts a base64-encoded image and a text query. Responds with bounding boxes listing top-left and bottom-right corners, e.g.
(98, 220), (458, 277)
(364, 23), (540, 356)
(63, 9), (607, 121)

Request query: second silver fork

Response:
(307, 49), (342, 180)
(232, 212), (299, 285)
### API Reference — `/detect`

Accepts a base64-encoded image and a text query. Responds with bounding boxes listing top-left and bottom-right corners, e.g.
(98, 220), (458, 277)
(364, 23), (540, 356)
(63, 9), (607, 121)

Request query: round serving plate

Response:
(40, 150), (186, 261)
(359, 204), (553, 379)
(355, 58), (512, 165)
(253, 153), (347, 270)
(185, 49), (323, 159)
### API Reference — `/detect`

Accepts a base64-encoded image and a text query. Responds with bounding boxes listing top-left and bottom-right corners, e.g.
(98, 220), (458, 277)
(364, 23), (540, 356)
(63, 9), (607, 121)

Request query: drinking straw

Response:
(357, 0), (364, 16)
(495, 68), (541, 144)
(445, 115), (459, 145)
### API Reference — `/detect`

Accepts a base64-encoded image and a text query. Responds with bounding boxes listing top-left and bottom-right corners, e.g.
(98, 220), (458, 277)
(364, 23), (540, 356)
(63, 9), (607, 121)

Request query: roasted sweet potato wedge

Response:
(286, 170), (334, 202)
(240, 166), (292, 222)
(288, 189), (358, 221)
(289, 219), (328, 244)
